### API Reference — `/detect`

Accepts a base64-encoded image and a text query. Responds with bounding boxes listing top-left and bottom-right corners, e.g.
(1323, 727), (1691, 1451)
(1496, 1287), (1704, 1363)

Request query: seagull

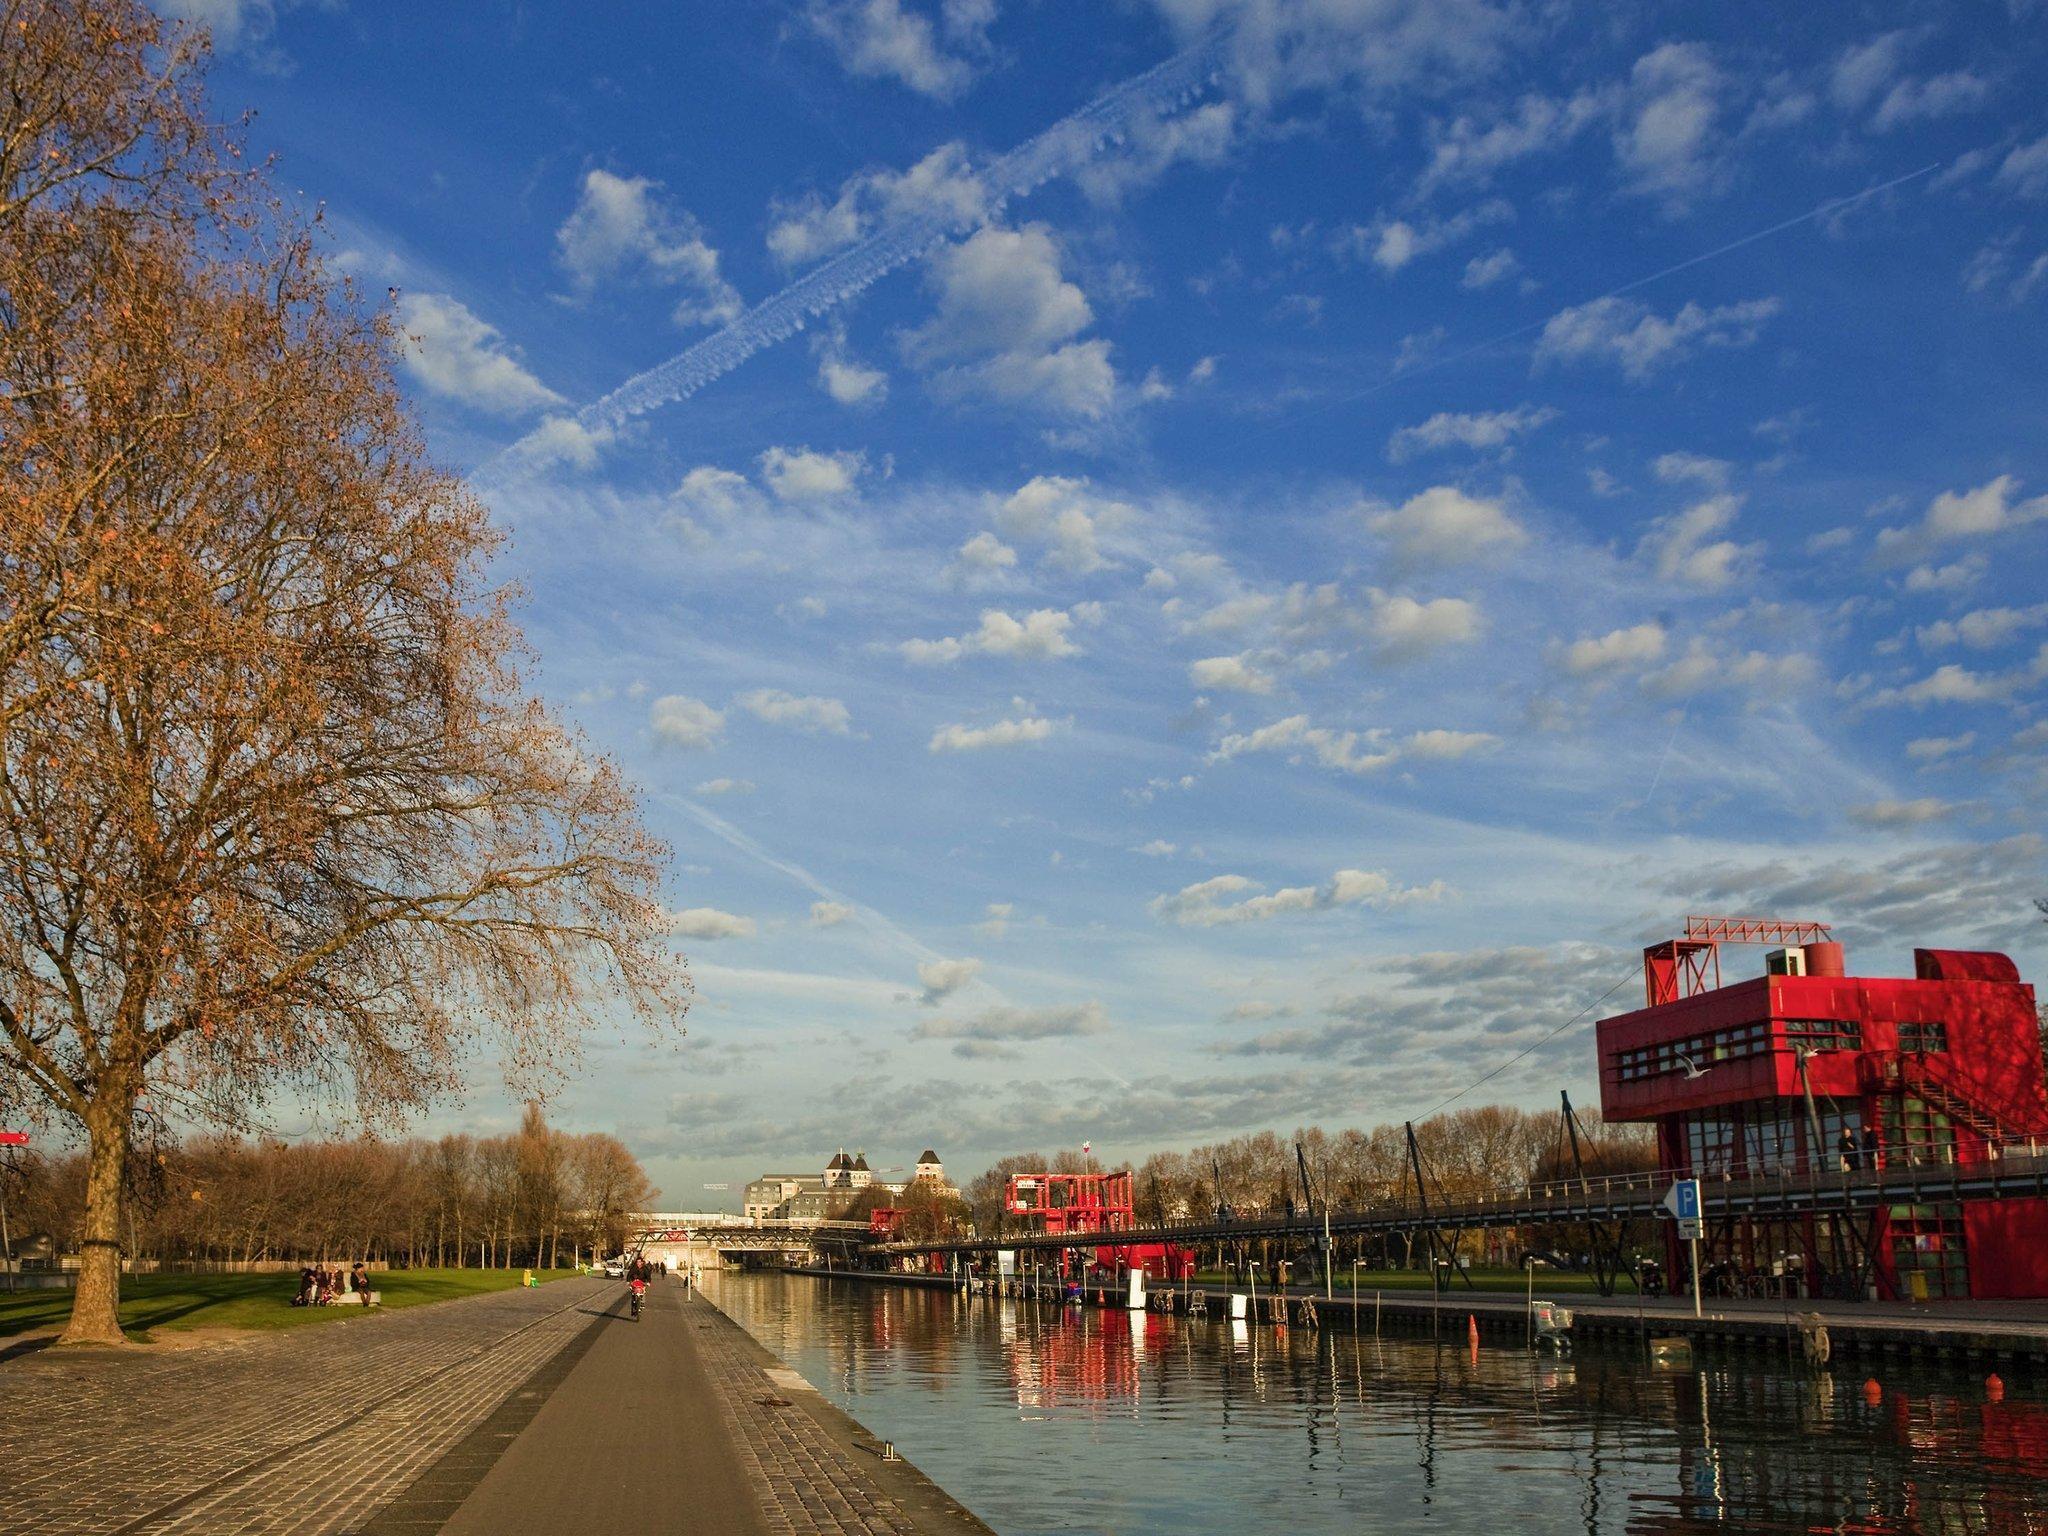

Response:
(1678, 1054), (1709, 1080)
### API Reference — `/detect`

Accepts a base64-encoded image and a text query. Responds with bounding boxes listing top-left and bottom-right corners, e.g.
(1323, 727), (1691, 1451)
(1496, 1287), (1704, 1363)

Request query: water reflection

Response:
(704, 1272), (2048, 1535)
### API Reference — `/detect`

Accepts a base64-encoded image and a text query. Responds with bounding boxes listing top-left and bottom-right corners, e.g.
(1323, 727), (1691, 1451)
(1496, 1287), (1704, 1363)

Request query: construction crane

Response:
(1642, 915), (1834, 1005)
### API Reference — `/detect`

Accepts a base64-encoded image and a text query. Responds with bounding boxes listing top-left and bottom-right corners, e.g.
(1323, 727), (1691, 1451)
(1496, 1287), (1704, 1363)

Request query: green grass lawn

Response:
(0, 1266), (579, 1342)
(1192, 1266), (1644, 1295)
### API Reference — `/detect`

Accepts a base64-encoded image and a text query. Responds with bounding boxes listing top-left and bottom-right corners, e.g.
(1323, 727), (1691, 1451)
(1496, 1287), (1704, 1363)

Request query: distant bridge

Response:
(627, 1214), (871, 1264)
(864, 1142), (2048, 1261)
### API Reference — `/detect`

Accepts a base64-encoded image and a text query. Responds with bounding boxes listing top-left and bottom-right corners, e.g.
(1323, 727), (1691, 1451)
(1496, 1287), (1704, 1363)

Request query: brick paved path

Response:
(0, 1275), (988, 1536)
(0, 1277), (608, 1535)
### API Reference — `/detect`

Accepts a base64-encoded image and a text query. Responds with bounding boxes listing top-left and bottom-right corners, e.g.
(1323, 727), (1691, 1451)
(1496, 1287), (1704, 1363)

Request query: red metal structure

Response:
(1004, 1171), (1193, 1280)
(1600, 920), (2048, 1301)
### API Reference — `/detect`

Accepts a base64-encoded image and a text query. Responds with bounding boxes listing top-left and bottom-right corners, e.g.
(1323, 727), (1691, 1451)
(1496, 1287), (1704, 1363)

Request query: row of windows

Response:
(1684, 1100), (1863, 1177)
(1781, 1018), (1863, 1050)
(1615, 1021), (1771, 1082)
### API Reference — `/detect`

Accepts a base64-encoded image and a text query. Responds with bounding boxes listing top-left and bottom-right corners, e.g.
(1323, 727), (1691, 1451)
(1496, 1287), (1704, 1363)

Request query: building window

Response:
(1782, 1019), (1862, 1052)
(1888, 1203), (1969, 1299)
(1613, 1020), (1772, 1082)
(1899, 1021), (1948, 1053)
(1882, 1094), (1955, 1165)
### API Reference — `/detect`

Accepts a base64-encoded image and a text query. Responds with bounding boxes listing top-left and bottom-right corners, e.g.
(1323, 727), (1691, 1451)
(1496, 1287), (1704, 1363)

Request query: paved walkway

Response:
(0, 1275), (989, 1535)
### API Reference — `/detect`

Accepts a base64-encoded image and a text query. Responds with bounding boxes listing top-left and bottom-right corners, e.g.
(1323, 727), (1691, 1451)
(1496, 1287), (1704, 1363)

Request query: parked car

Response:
(602, 1257), (625, 1278)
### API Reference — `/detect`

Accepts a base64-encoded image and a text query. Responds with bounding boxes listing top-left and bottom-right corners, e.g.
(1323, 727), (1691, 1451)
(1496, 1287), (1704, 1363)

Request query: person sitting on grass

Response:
(294, 1266), (317, 1306)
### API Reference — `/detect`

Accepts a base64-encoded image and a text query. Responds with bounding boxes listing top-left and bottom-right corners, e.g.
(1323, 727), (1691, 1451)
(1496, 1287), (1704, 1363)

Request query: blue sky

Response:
(178, 0), (2048, 1204)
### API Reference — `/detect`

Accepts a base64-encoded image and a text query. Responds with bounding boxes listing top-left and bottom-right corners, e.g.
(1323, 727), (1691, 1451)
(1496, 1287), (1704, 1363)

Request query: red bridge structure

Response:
(1005, 1171), (1194, 1281)
(1598, 918), (2048, 1301)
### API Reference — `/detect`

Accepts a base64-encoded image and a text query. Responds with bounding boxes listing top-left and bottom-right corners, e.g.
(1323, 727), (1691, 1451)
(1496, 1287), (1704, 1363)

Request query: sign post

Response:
(1663, 1178), (1703, 1318)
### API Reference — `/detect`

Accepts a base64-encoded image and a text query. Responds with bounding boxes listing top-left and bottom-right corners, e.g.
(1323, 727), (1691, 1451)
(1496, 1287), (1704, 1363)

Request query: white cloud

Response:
(1461, 248), (1520, 289)
(662, 905), (757, 940)
(902, 225), (1117, 417)
(1917, 607), (2048, 651)
(1366, 591), (1481, 661)
(1556, 622), (1667, 675)
(911, 1000), (1108, 1042)
(996, 475), (1127, 572)
(916, 955), (983, 1005)
(810, 900), (855, 927)
(1868, 663), (2016, 708)
(650, 694), (726, 749)
(1133, 840), (1178, 857)
(1830, 31), (1912, 113)
(767, 143), (989, 267)
(805, 0), (990, 100)
(694, 777), (757, 796)
(954, 531), (1018, 572)
(1212, 714), (1391, 775)
(1846, 797), (1956, 828)
(1905, 733), (1975, 762)
(1418, 89), (1607, 192)
(1351, 198), (1512, 274)
(522, 416), (615, 472)
(1077, 100), (1238, 204)
(1999, 134), (2048, 200)
(1386, 406), (1555, 463)
(396, 293), (564, 416)
(1537, 295), (1780, 380)
(928, 714), (1063, 752)
(737, 689), (853, 734)
(673, 466), (761, 520)
(758, 446), (867, 501)
(1366, 485), (1528, 567)
(1639, 641), (1817, 700)
(976, 901), (1014, 937)
(1400, 728), (1500, 760)
(1189, 654), (1276, 695)
(1638, 494), (1758, 589)
(817, 353), (889, 405)
(1875, 475), (2048, 562)
(900, 608), (1081, 664)
(1150, 867), (1445, 928)
(555, 169), (742, 327)
(1616, 42), (1726, 208)
(1903, 557), (1986, 594)
(1652, 451), (1732, 488)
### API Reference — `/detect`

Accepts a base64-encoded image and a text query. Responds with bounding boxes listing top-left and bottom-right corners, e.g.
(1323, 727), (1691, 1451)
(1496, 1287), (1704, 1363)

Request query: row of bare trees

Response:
(2, 1104), (656, 1271)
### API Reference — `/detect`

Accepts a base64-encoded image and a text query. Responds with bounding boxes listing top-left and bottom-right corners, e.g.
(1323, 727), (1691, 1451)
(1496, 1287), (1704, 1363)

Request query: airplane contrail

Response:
(485, 37), (1227, 483)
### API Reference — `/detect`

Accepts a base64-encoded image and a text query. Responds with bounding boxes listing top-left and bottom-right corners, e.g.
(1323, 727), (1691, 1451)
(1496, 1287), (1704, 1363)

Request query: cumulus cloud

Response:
(662, 905), (757, 940)
(953, 531), (1018, 573)
(928, 714), (1063, 752)
(1555, 621), (1667, 675)
(1418, 89), (1607, 192)
(1638, 495), (1758, 588)
(1189, 654), (1276, 695)
(1875, 475), (2048, 563)
(810, 900), (855, 927)
(912, 1001), (1109, 1041)
(899, 608), (1081, 664)
(1461, 248), (1521, 289)
(1615, 42), (1728, 208)
(737, 689), (853, 734)
(555, 169), (742, 327)
(1385, 406), (1555, 463)
(1212, 714), (1395, 775)
(1866, 663), (2018, 708)
(1640, 641), (1817, 700)
(1366, 590), (1482, 660)
(816, 352), (889, 405)
(916, 955), (983, 1005)
(1917, 606), (2048, 651)
(672, 466), (761, 521)
(1536, 295), (1780, 380)
(395, 293), (563, 416)
(767, 142), (989, 267)
(694, 777), (756, 796)
(758, 446), (867, 501)
(902, 225), (1116, 418)
(1150, 868), (1445, 927)
(650, 694), (726, 749)
(996, 476), (1128, 572)
(1350, 198), (1512, 274)
(1366, 486), (1527, 567)
(1075, 100), (1238, 204)
(805, 0), (992, 100)
(1999, 134), (2048, 200)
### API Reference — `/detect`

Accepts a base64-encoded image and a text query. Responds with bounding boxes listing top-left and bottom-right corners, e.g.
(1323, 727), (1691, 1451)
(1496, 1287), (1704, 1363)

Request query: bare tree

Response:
(0, 5), (687, 1342)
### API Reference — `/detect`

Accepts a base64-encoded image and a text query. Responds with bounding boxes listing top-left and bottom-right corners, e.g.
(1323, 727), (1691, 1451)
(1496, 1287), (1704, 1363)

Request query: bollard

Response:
(1987, 1374), (2005, 1403)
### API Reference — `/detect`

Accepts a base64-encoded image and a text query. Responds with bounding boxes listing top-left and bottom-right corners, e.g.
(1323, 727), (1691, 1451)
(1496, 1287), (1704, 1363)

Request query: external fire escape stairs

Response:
(1860, 1052), (2048, 1149)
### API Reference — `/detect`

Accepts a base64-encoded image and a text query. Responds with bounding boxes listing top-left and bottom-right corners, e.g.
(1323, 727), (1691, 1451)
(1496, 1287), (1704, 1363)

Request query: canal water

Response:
(703, 1271), (2047, 1535)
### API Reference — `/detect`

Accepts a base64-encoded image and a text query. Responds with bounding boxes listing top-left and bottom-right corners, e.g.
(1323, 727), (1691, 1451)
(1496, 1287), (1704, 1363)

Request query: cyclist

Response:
(626, 1252), (652, 1319)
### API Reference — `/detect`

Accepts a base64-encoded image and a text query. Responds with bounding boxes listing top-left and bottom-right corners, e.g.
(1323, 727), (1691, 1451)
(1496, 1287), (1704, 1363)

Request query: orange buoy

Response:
(1863, 1378), (1882, 1405)
(1987, 1374), (2006, 1402)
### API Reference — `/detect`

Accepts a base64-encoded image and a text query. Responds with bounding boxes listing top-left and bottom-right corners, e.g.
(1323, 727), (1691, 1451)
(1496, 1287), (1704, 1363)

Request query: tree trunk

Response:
(60, 1097), (133, 1345)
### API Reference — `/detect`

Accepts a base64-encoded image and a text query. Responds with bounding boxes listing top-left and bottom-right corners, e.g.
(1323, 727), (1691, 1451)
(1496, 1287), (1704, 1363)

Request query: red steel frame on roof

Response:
(1644, 916), (1835, 1006)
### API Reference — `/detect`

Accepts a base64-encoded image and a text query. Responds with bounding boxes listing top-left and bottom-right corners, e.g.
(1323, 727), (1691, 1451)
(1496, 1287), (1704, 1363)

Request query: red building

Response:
(1597, 918), (2048, 1301)
(1004, 1171), (1194, 1280)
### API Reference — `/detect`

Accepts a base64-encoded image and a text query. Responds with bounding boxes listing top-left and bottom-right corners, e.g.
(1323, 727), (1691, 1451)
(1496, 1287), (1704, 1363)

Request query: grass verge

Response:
(0, 1266), (579, 1342)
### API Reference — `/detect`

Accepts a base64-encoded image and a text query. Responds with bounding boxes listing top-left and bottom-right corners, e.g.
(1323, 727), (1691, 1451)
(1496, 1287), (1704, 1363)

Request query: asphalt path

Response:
(439, 1279), (769, 1536)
